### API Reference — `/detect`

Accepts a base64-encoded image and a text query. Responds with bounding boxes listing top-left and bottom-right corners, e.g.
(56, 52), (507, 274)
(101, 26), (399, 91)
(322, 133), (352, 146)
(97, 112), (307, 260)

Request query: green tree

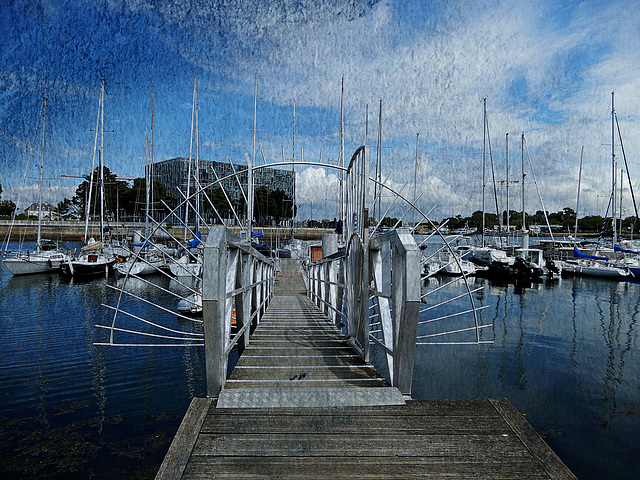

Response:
(71, 166), (127, 221)
(55, 198), (78, 219)
(0, 200), (16, 217)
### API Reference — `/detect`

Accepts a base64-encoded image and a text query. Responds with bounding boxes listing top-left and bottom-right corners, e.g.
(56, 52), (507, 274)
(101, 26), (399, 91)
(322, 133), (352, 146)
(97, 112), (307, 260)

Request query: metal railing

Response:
(201, 226), (275, 397)
(307, 229), (421, 397)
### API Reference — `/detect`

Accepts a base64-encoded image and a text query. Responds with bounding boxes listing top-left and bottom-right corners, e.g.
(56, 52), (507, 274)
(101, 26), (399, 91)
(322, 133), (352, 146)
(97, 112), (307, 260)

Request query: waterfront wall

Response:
(0, 221), (332, 242)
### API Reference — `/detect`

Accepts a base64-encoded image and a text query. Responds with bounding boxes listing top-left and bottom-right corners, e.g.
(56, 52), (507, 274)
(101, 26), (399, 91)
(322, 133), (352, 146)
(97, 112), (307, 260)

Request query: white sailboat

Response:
(170, 76), (203, 278)
(2, 97), (70, 275)
(61, 79), (115, 277)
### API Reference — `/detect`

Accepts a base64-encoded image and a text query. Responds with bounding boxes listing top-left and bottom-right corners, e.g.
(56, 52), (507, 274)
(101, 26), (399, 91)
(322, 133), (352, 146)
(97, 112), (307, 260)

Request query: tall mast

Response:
(291, 100), (296, 238)
(99, 79), (105, 243)
(505, 133), (509, 234)
(184, 75), (196, 241)
(612, 91), (617, 244)
(521, 132), (526, 232)
(376, 99), (382, 227)
(482, 98), (486, 246)
(194, 80), (200, 233)
(574, 146), (584, 242)
(339, 77), (345, 232)
(37, 97), (46, 248)
(413, 133), (419, 227)
(85, 81), (102, 242)
(252, 71), (257, 167)
(149, 83), (155, 233)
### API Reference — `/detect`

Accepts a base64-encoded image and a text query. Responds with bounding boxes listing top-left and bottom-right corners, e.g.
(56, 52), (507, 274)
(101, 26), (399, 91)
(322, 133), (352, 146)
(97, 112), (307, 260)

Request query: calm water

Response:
(1, 241), (639, 479)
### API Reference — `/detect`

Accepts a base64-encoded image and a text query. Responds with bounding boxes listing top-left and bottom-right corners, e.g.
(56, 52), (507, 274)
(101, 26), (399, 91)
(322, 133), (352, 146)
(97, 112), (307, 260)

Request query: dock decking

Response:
(156, 259), (576, 479)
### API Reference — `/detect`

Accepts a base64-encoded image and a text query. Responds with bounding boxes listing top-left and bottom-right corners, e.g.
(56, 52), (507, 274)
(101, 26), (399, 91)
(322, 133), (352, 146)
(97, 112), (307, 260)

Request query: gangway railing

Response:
(307, 229), (421, 397)
(201, 226), (275, 398)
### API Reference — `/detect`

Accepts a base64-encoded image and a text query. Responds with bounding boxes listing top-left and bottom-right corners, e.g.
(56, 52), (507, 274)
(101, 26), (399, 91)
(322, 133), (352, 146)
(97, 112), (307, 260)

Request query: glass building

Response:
(152, 157), (294, 205)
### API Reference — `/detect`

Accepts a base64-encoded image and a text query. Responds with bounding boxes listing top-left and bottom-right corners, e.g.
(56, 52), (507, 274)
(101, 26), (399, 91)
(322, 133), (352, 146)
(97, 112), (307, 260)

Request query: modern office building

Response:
(151, 156), (294, 207)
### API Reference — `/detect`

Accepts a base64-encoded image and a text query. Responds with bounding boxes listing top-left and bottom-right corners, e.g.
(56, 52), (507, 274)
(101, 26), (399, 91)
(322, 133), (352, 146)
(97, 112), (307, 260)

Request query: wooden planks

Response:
(217, 294), (405, 407)
(164, 399), (577, 480)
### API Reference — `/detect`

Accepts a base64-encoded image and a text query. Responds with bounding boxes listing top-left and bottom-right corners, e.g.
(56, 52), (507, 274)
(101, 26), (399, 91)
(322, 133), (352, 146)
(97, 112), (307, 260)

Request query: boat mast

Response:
(37, 97), (46, 248)
(84, 81), (102, 243)
(574, 146), (584, 242)
(291, 100), (296, 239)
(505, 133), (509, 235)
(99, 79), (105, 244)
(413, 133), (419, 228)
(149, 82), (155, 234)
(377, 99), (383, 227)
(611, 91), (617, 244)
(521, 132), (526, 232)
(184, 75), (196, 241)
(339, 78), (345, 235)
(482, 98), (486, 246)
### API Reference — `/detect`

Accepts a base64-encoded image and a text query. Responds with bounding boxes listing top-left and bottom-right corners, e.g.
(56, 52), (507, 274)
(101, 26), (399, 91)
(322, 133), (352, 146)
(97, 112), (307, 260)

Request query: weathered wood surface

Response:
(158, 398), (576, 480)
(217, 293), (403, 407)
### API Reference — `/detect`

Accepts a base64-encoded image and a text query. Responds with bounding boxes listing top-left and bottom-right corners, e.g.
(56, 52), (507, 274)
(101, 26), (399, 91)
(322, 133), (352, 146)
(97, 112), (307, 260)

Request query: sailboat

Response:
(169, 76), (203, 278)
(2, 97), (70, 275)
(115, 85), (167, 277)
(61, 79), (116, 278)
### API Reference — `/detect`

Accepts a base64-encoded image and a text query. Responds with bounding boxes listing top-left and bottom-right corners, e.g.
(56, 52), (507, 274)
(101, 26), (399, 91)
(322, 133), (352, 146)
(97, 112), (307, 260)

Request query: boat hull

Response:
(61, 258), (116, 277)
(2, 252), (67, 276)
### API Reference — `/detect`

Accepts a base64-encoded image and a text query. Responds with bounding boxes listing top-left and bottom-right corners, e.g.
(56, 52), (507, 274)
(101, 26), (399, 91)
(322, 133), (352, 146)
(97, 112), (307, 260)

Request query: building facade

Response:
(24, 202), (56, 220)
(151, 156), (294, 207)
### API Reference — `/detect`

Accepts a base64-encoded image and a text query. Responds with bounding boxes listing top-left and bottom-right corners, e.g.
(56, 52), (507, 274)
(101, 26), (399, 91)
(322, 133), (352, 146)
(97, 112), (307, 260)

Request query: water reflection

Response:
(411, 274), (640, 479)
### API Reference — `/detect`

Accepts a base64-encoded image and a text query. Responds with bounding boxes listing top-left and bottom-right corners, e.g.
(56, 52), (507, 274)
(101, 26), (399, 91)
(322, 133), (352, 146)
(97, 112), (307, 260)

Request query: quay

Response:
(155, 242), (576, 479)
(0, 220), (332, 242)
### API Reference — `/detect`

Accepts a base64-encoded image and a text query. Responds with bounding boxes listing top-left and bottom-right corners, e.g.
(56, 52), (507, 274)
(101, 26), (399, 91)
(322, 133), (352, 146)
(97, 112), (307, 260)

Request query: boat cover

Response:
(614, 244), (640, 255)
(573, 246), (608, 261)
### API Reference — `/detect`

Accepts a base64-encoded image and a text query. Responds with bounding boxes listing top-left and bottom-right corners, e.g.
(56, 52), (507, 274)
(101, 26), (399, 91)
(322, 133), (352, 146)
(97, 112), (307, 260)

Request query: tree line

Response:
(0, 168), (295, 226)
(442, 207), (639, 234)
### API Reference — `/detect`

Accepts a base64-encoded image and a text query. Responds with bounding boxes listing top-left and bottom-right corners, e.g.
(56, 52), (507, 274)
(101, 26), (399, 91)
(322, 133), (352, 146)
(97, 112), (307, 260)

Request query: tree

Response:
(71, 166), (127, 221)
(204, 187), (236, 221)
(55, 198), (78, 219)
(0, 200), (16, 217)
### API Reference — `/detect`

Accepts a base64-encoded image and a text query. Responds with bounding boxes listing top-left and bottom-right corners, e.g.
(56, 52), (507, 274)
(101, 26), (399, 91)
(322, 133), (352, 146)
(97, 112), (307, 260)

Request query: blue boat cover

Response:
(573, 246), (608, 261)
(614, 244), (639, 255)
(187, 231), (202, 247)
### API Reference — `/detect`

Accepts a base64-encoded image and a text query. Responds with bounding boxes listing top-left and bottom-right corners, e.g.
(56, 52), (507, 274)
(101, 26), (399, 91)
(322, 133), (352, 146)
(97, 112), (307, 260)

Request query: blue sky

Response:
(2, 0), (640, 221)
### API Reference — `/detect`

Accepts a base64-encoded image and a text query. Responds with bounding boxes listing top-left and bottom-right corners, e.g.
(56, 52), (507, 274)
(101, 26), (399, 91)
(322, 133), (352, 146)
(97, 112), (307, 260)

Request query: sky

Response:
(2, 0), (640, 222)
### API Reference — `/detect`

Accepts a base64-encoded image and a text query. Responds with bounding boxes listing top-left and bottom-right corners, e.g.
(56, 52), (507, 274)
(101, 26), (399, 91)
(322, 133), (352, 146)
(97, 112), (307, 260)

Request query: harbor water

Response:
(1, 241), (639, 479)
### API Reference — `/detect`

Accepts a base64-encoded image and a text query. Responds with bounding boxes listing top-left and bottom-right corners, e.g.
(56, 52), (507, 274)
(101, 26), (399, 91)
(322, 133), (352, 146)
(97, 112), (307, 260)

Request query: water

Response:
(410, 275), (640, 479)
(1, 242), (639, 479)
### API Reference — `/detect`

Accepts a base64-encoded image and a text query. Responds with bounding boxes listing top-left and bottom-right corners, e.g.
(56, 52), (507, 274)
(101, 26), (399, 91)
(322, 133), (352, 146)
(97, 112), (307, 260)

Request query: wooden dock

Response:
(156, 259), (576, 479)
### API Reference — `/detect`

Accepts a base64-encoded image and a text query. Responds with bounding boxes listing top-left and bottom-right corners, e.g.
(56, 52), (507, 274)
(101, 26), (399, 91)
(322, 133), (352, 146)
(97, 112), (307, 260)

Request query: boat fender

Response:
(48, 259), (53, 268)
